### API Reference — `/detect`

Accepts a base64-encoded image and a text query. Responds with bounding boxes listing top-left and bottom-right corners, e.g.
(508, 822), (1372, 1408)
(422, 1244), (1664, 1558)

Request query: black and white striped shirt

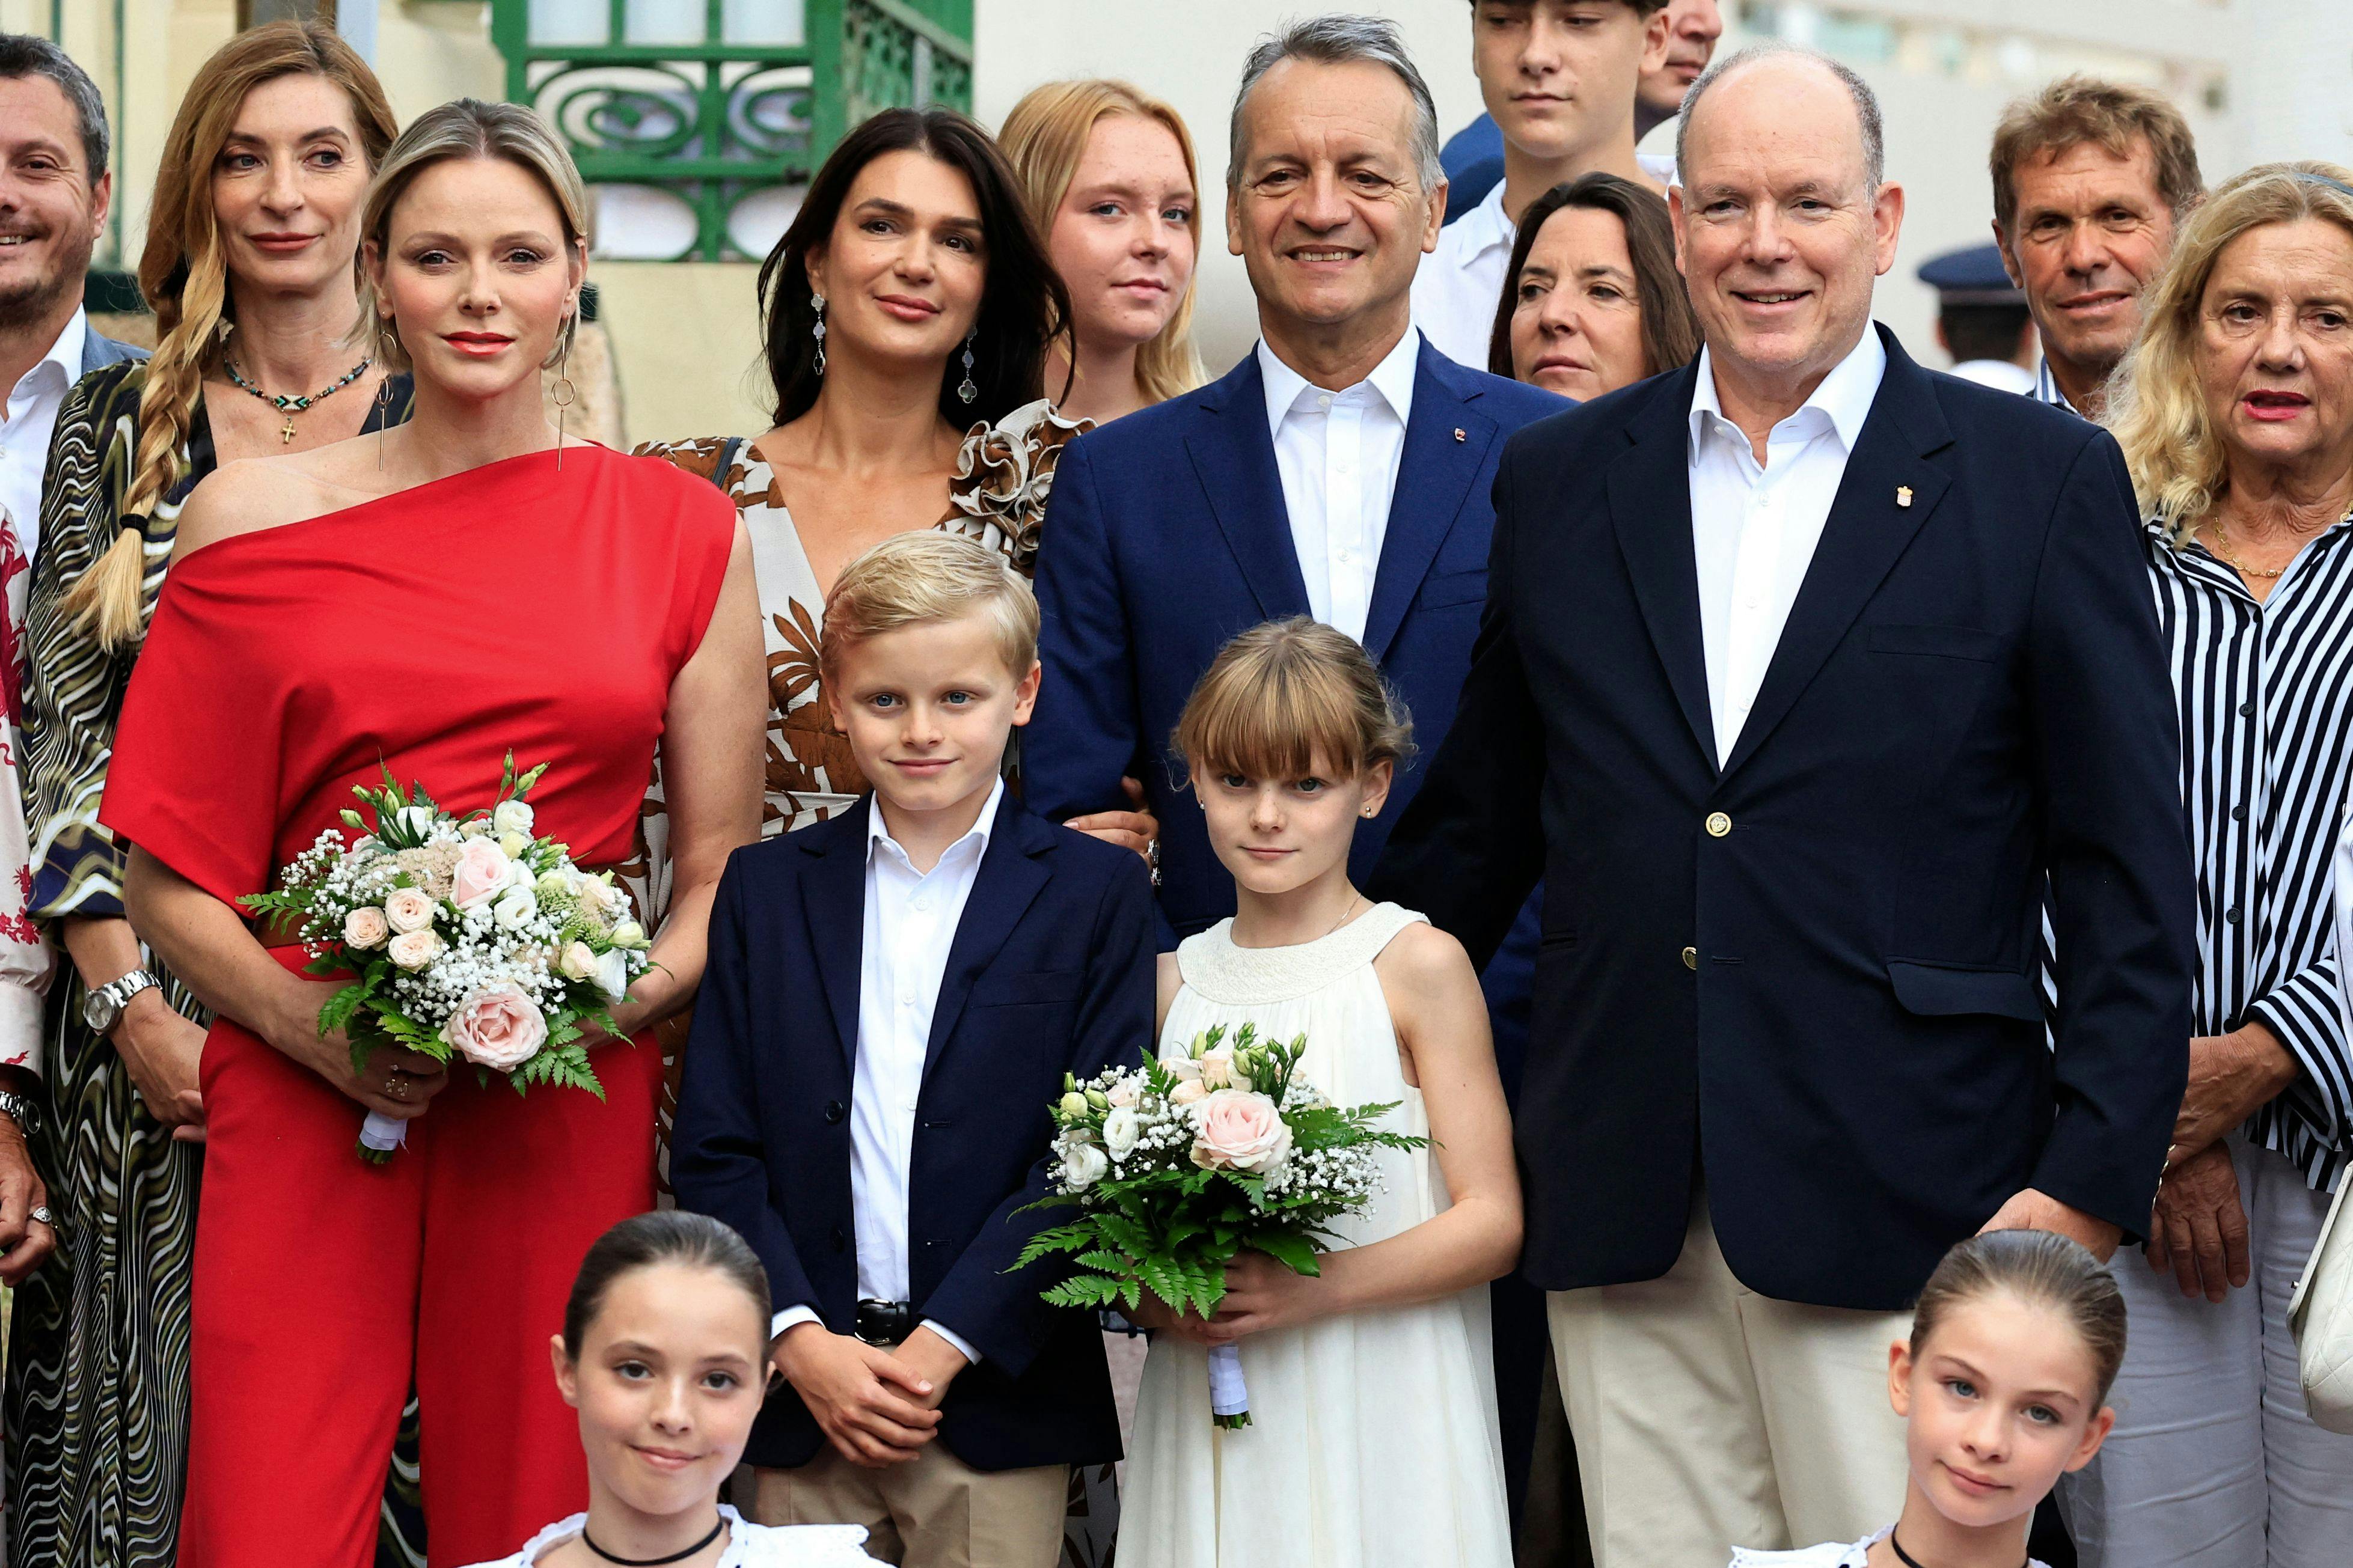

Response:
(2149, 517), (2353, 1191)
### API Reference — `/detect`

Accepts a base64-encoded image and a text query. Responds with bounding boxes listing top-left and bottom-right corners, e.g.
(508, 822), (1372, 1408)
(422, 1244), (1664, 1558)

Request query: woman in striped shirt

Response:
(2063, 163), (2353, 1568)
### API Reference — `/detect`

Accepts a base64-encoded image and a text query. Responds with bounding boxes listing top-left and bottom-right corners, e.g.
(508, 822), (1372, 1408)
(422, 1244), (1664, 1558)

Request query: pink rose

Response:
(384, 887), (437, 935)
(342, 907), (390, 949)
(1189, 1088), (1292, 1175)
(450, 838), (515, 909)
(1168, 1078), (1208, 1108)
(445, 983), (548, 1071)
(387, 929), (442, 971)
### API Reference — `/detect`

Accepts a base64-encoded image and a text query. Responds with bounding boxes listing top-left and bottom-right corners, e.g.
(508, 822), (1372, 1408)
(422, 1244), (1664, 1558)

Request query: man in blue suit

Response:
(1375, 44), (2194, 1567)
(1027, 14), (1562, 941)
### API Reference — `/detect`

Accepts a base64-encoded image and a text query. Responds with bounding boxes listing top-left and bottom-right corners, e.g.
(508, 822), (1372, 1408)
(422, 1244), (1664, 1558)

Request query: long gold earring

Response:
(377, 316), (396, 472)
(550, 310), (577, 473)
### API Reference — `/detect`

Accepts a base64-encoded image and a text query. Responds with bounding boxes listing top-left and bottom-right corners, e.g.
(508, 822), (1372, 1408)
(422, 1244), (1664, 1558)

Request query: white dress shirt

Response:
(0, 307), (85, 567)
(769, 781), (1002, 1364)
(1258, 331), (1419, 644)
(1410, 179), (1516, 370)
(1687, 329), (1888, 765)
(1948, 358), (2037, 395)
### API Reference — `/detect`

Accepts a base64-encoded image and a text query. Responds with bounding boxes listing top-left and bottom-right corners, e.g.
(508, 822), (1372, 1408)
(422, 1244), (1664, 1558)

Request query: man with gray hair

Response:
(1031, 14), (1561, 951)
(1378, 41), (2193, 1564)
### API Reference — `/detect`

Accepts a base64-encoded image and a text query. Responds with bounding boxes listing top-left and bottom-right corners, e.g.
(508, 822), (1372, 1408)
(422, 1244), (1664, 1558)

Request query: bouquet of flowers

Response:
(242, 754), (652, 1162)
(1017, 1022), (1425, 1428)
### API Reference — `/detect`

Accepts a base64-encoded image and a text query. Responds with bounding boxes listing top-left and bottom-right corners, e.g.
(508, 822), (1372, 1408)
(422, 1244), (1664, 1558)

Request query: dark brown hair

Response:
(561, 1211), (771, 1358)
(758, 108), (1071, 429)
(1487, 172), (1699, 386)
(1990, 75), (2202, 237)
(1909, 1230), (2128, 1403)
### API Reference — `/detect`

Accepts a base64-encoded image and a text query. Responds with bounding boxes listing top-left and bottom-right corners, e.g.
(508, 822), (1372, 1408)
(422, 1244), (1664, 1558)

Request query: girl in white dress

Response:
(1731, 1230), (2125, 1568)
(1119, 618), (1523, 1567)
(463, 1212), (877, 1568)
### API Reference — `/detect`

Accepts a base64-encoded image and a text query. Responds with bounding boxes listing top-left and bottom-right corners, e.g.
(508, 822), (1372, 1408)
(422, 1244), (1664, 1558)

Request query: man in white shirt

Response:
(1412, 1), (1671, 369)
(1917, 241), (2039, 395)
(1378, 42), (2190, 1567)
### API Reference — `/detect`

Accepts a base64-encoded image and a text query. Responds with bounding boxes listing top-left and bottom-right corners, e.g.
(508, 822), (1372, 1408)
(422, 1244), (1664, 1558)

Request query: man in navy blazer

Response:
(1024, 16), (1563, 941)
(1375, 46), (2195, 1566)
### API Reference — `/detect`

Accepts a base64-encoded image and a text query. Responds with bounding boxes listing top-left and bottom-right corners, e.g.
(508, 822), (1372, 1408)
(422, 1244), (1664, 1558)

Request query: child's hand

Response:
(892, 1325), (971, 1411)
(1204, 1251), (1327, 1342)
(772, 1323), (941, 1467)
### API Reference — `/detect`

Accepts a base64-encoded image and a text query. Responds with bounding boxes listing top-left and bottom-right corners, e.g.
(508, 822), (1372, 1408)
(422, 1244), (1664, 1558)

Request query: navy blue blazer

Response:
(1026, 337), (1565, 936)
(1373, 328), (2197, 1311)
(670, 791), (1154, 1472)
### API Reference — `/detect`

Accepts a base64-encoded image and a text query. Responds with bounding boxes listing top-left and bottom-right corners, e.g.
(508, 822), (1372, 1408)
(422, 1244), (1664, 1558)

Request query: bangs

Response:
(1176, 644), (1370, 782)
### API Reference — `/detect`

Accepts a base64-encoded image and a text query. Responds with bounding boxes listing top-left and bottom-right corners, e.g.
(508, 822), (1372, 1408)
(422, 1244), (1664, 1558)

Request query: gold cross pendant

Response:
(280, 413), (298, 443)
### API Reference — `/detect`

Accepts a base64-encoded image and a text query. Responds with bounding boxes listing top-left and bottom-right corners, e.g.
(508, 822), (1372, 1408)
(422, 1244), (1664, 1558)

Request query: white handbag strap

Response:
(2290, 1167), (2351, 1329)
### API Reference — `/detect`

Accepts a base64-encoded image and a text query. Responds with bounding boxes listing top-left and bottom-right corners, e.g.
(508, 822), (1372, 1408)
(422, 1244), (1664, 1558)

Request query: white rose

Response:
(1103, 1105), (1142, 1161)
(610, 920), (648, 950)
(387, 929), (443, 971)
(593, 947), (632, 1002)
(1061, 1142), (1109, 1189)
(576, 877), (612, 916)
(383, 886), (438, 935)
(559, 941), (599, 981)
(1168, 1078), (1208, 1108)
(1199, 1048), (1237, 1091)
(492, 799), (536, 837)
(492, 883), (537, 930)
(341, 906), (390, 950)
(1160, 1049), (1204, 1083)
(1106, 1078), (1140, 1108)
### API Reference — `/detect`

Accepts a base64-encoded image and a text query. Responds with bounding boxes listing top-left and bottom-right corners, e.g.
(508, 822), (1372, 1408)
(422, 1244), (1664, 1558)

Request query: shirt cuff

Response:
(0, 981), (44, 1079)
(920, 1319), (981, 1366)
(770, 1304), (822, 1343)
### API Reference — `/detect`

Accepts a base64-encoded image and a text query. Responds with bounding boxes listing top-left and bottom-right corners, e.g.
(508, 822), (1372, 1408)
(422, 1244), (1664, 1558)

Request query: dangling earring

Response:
(376, 316), (396, 471)
(549, 312), (578, 473)
(957, 328), (978, 405)
(810, 293), (827, 376)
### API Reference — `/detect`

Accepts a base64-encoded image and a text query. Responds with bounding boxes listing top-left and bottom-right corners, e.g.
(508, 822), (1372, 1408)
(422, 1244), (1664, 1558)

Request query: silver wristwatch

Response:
(0, 1089), (36, 1139)
(83, 968), (160, 1036)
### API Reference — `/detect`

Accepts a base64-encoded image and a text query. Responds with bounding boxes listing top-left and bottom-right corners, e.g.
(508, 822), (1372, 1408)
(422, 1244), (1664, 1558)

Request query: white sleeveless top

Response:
(1120, 903), (1513, 1567)
(459, 1505), (875, 1567)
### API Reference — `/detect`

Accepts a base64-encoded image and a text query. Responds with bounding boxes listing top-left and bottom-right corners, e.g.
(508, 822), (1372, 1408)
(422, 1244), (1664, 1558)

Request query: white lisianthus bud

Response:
(535, 870), (571, 900)
(497, 830), (530, 859)
(593, 947), (631, 1002)
(610, 920), (649, 950)
(1062, 1142), (1109, 1190)
(492, 799), (535, 837)
(558, 941), (599, 982)
(1059, 1091), (1090, 1119)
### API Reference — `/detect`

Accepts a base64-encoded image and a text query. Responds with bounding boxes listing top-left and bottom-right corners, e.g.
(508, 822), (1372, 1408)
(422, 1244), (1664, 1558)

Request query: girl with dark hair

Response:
(1487, 171), (1700, 400)
(634, 108), (1147, 880)
(1730, 1230), (2125, 1568)
(462, 1212), (880, 1567)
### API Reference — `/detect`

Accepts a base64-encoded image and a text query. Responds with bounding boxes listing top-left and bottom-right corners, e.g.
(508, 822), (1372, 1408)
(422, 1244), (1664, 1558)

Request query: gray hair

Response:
(1229, 14), (1444, 195)
(1677, 41), (1883, 194)
(0, 32), (110, 180)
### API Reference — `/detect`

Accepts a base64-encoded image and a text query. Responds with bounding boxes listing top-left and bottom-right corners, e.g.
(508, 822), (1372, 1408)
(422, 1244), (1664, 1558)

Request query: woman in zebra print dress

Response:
(2, 24), (411, 1568)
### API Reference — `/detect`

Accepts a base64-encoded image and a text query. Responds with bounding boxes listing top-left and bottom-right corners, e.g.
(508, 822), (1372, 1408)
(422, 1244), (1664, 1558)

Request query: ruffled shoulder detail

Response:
(946, 398), (1091, 576)
(634, 434), (754, 493)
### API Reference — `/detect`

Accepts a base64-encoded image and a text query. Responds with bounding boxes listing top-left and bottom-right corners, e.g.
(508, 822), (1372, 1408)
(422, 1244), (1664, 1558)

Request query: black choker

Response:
(580, 1513), (726, 1566)
(1887, 1529), (2027, 1568)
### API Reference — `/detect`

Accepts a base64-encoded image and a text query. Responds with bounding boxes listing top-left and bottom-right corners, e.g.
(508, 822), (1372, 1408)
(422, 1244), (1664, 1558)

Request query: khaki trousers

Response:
(747, 1444), (1068, 1568)
(1546, 1199), (1912, 1567)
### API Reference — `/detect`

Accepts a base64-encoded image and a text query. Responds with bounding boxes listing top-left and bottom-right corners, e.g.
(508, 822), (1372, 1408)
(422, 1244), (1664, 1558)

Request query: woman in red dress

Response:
(99, 99), (763, 1568)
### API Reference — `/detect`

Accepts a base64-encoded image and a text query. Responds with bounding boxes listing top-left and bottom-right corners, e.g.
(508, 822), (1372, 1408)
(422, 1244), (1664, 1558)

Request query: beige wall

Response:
(593, 261), (773, 447)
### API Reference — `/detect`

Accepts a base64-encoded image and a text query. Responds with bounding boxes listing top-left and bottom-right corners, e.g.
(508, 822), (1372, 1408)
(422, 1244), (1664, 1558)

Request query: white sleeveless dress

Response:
(1120, 903), (1512, 1567)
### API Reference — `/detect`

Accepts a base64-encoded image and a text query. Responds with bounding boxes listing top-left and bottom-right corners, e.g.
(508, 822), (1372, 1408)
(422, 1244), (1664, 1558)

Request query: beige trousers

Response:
(1546, 1198), (1912, 1567)
(746, 1445), (1068, 1568)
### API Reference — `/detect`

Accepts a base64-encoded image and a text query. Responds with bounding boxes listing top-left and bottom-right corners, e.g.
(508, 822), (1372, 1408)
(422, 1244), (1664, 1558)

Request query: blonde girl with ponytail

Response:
(8, 20), (401, 1568)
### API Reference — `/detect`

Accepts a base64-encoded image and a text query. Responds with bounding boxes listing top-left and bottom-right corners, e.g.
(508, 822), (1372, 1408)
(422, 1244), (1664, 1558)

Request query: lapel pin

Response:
(1453, 427), (1466, 442)
(1896, 485), (1914, 508)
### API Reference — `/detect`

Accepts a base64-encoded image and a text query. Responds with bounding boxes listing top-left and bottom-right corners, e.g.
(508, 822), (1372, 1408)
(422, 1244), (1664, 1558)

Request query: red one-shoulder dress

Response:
(100, 445), (735, 1568)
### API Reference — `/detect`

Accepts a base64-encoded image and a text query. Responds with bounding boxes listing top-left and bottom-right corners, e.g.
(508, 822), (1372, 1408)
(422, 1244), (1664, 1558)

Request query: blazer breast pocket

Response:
(1418, 567), (1489, 612)
(970, 969), (1084, 1008)
(1867, 623), (2001, 663)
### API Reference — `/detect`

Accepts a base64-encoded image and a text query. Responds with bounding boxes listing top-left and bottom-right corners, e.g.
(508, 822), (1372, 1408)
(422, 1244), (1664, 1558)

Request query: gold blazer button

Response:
(1706, 811), (1731, 837)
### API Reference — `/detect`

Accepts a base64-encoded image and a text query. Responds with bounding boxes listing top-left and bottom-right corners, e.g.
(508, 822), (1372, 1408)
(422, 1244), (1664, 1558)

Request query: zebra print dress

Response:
(1, 360), (424, 1568)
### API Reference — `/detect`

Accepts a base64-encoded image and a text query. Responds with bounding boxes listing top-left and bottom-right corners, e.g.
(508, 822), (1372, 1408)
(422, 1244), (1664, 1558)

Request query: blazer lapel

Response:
(1720, 331), (1954, 779)
(1361, 343), (1491, 662)
(1185, 352), (1312, 621)
(798, 801), (871, 1078)
(1608, 363), (1717, 772)
(922, 799), (1055, 1082)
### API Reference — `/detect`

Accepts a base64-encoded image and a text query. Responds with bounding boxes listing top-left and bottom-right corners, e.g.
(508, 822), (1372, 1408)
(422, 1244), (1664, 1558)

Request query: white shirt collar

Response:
(10, 307), (84, 403)
(866, 775), (1005, 870)
(1688, 326), (1887, 457)
(1257, 326), (1423, 443)
(1458, 179), (1516, 258)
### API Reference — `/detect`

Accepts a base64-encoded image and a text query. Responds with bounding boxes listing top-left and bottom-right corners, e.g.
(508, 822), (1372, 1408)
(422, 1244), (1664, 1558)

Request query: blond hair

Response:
(999, 79), (1207, 406)
(360, 99), (590, 374)
(819, 532), (1040, 680)
(1991, 76), (2202, 238)
(2107, 162), (2353, 542)
(1175, 618), (1414, 784)
(63, 20), (396, 651)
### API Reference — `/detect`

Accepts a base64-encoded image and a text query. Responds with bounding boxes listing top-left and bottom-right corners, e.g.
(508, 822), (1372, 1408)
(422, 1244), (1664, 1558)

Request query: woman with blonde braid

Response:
(4, 22), (407, 1568)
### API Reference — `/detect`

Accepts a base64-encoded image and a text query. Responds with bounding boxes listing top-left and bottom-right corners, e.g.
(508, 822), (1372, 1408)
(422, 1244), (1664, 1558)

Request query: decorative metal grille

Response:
(489, 0), (973, 262)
